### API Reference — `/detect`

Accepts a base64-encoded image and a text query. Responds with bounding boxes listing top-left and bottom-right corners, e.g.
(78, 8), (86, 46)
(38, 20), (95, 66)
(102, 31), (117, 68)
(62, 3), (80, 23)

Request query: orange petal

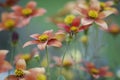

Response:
(16, 59), (26, 70)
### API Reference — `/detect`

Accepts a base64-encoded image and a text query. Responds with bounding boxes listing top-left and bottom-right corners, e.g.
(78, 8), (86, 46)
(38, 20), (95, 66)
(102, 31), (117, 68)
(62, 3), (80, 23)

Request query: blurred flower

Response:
(80, 35), (88, 44)
(5, 58), (46, 80)
(0, 12), (21, 31)
(0, 50), (12, 73)
(14, 48), (39, 63)
(57, 15), (89, 37)
(41, 57), (48, 67)
(107, 24), (120, 36)
(0, 0), (19, 8)
(76, 0), (117, 30)
(52, 56), (74, 68)
(11, 1), (46, 26)
(23, 30), (62, 50)
(80, 62), (113, 79)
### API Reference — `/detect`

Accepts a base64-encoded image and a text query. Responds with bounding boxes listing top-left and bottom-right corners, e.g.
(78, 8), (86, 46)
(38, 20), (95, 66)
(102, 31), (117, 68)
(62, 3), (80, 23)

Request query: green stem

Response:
(45, 46), (50, 80)
(60, 42), (70, 74)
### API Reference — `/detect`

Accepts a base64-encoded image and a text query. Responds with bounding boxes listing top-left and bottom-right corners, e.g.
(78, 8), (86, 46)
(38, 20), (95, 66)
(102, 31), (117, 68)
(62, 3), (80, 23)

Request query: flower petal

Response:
(57, 23), (70, 32)
(72, 17), (81, 26)
(37, 42), (47, 50)
(33, 8), (46, 17)
(0, 61), (12, 73)
(11, 5), (22, 11)
(30, 33), (40, 39)
(99, 10), (115, 19)
(16, 59), (26, 70)
(75, 4), (88, 17)
(23, 40), (39, 48)
(29, 67), (45, 74)
(55, 30), (65, 41)
(105, 1), (114, 6)
(44, 29), (53, 37)
(81, 18), (94, 26)
(0, 50), (9, 61)
(90, 0), (100, 11)
(27, 1), (37, 9)
(95, 20), (108, 30)
(48, 39), (62, 47)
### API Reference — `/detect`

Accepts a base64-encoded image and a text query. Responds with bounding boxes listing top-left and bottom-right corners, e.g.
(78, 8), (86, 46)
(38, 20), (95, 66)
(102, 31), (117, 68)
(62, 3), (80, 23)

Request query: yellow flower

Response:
(41, 58), (48, 67)
(64, 15), (75, 24)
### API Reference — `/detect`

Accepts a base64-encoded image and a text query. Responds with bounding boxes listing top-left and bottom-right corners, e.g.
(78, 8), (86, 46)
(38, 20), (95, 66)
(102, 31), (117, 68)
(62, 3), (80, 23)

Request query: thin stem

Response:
(45, 46), (50, 80)
(60, 42), (70, 74)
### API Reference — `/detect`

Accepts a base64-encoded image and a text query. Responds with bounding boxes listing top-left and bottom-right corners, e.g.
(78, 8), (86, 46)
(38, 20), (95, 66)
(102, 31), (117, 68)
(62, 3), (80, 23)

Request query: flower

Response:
(107, 24), (120, 35)
(52, 56), (74, 68)
(76, 0), (117, 30)
(0, 12), (21, 31)
(80, 35), (88, 44)
(23, 30), (63, 50)
(80, 62), (113, 79)
(57, 15), (89, 35)
(11, 1), (46, 26)
(0, 50), (12, 73)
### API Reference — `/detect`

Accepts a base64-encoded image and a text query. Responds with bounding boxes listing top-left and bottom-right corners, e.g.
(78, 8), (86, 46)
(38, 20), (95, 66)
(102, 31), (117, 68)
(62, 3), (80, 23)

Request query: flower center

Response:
(15, 69), (24, 77)
(90, 68), (99, 75)
(38, 34), (48, 42)
(88, 10), (98, 19)
(63, 60), (72, 67)
(22, 8), (32, 16)
(70, 26), (78, 33)
(4, 19), (15, 29)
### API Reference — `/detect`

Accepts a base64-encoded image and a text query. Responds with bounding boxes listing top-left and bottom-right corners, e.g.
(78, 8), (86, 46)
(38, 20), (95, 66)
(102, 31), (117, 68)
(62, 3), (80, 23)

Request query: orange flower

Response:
(80, 62), (113, 79)
(11, 1), (46, 26)
(0, 12), (21, 31)
(23, 30), (63, 50)
(76, 0), (117, 30)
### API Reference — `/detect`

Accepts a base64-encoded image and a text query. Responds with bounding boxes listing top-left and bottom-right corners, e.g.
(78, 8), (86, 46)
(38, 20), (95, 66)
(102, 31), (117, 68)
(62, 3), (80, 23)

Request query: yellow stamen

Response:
(4, 19), (15, 29)
(22, 8), (32, 16)
(70, 26), (78, 33)
(15, 69), (24, 77)
(37, 74), (47, 80)
(64, 15), (75, 24)
(88, 10), (98, 19)
(90, 68), (99, 74)
(38, 34), (48, 42)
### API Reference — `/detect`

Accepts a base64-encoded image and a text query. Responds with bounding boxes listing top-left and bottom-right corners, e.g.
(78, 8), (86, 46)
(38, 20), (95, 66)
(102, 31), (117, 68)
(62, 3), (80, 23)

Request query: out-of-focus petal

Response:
(48, 39), (62, 47)
(4, 75), (18, 80)
(72, 17), (80, 26)
(33, 8), (46, 17)
(16, 59), (26, 70)
(55, 30), (65, 41)
(105, 72), (113, 77)
(1, 12), (9, 21)
(0, 61), (12, 73)
(44, 29), (53, 37)
(0, 50), (9, 61)
(11, 5), (22, 11)
(90, 0), (100, 11)
(75, 4), (88, 17)
(29, 67), (45, 74)
(99, 10), (115, 19)
(23, 40), (39, 48)
(105, 1), (114, 6)
(81, 18), (94, 26)
(30, 33), (40, 39)
(37, 42), (47, 50)
(57, 23), (70, 32)
(27, 1), (36, 9)
(95, 20), (108, 30)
